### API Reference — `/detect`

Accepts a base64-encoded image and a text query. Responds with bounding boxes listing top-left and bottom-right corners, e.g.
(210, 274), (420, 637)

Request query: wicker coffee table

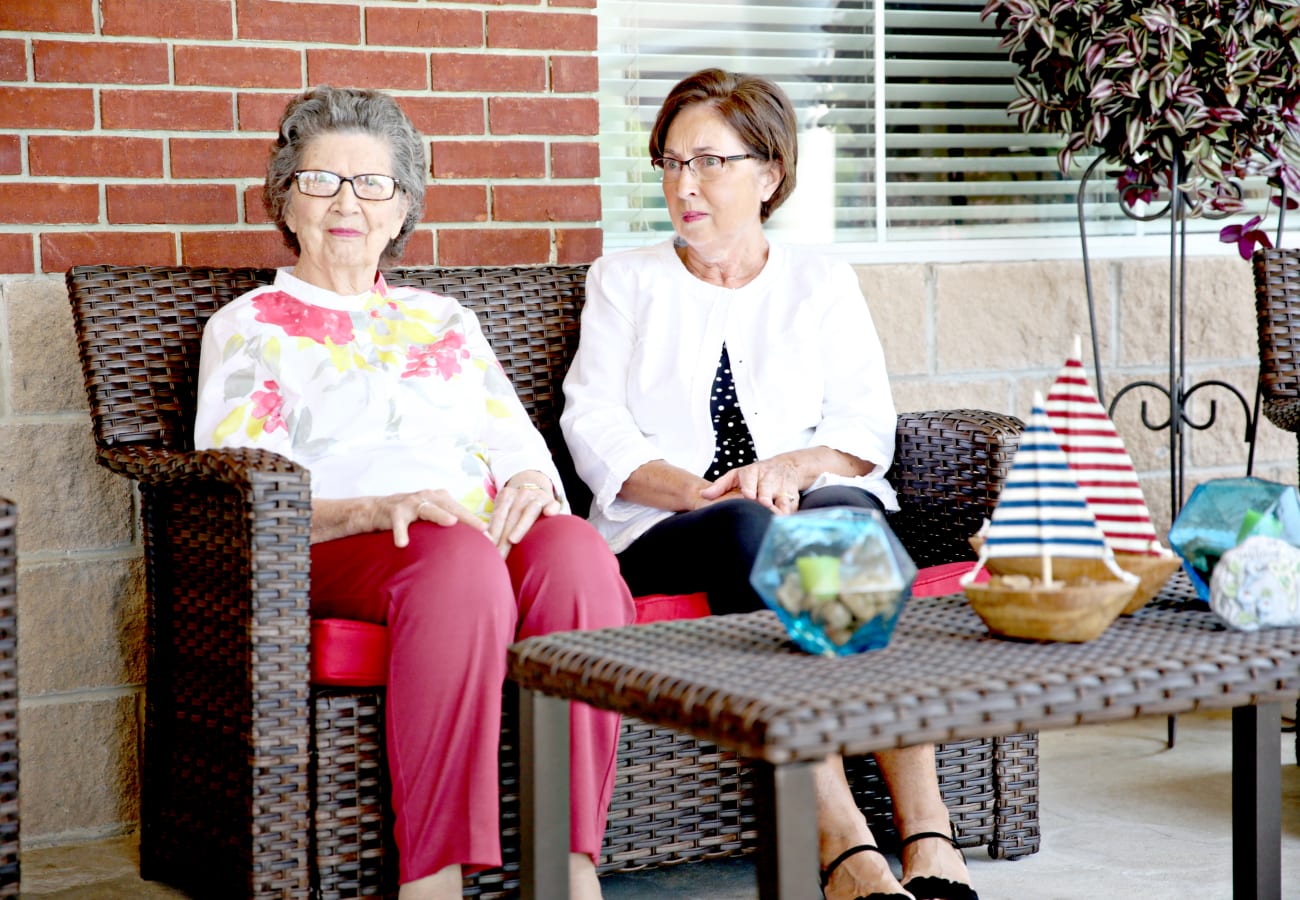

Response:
(509, 571), (1299, 899)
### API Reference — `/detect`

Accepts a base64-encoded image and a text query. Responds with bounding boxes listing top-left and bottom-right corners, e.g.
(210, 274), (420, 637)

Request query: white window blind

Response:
(596, 0), (1259, 250)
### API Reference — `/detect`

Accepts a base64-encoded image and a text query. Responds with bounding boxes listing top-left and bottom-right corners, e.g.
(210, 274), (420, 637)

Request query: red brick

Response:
(423, 184), (488, 223)
(171, 137), (273, 179)
(0, 183), (99, 224)
(0, 40), (25, 81)
(551, 141), (599, 179)
(432, 141), (545, 179)
(0, 233), (34, 274)
(176, 45), (302, 89)
(243, 185), (271, 224)
(29, 136), (163, 177)
(401, 97), (484, 137)
(102, 90), (234, 132)
(365, 7), (483, 49)
(107, 184), (239, 225)
(237, 92), (301, 133)
(552, 55), (597, 93)
(34, 40), (169, 85)
(102, 0), (233, 39)
(431, 53), (546, 93)
(307, 50), (428, 91)
(398, 228), (434, 266)
(493, 184), (599, 222)
(489, 97), (597, 136)
(487, 11), (595, 52)
(41, 231), (176, 272)
(0, 136), (20, 175)
(437, 227), (549, 265)
(236, 0), (360, 44)
(551, 0), (596, 8)
(0, 0), (94, 33)
(180, 229), (297, 268)
(0, 87), (95, 130)
(556, 227), (601, 263)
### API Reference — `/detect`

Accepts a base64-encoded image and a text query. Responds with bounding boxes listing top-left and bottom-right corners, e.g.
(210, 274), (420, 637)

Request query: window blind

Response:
(596, 0), (1265, 248)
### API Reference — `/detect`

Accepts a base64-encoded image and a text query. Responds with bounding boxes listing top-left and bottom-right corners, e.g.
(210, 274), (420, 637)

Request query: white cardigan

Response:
(561, 239), (897, 553)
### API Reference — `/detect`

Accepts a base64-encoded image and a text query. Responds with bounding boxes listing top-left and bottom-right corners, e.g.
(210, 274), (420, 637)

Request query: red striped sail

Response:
(1044, 349), (1165, 556)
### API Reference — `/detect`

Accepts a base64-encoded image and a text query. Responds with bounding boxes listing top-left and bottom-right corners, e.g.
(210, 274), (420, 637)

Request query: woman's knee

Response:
(511, 515), (634, 631)
(707, 498), (774, 563)
(394, 523), (517, 624)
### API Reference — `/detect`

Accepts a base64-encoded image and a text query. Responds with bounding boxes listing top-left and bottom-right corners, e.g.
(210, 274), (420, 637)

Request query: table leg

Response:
(519, 688), (570, 900)
(751, 760), (819, 900)
(1232, 702), (1281, 900)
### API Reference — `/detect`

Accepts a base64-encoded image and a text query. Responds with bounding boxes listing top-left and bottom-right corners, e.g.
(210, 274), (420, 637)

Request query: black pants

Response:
(616, 485), (886, 615)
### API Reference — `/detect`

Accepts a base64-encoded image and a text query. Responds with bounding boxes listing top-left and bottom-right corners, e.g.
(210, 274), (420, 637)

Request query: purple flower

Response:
(1219, 215), (1274, 260)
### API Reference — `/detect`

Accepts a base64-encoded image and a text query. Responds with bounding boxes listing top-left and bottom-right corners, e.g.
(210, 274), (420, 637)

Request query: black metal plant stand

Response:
(1078, 156), (1264, 751)
(1078, 154), (1260, 522)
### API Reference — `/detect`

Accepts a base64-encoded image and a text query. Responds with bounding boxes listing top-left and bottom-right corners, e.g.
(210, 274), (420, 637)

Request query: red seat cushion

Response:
(311, 618), (390, 687)
(632, 591), (712, 624)
(912, 560), (988, 597)
(309, 569), (978, 688)
(309, 591), (714, 687)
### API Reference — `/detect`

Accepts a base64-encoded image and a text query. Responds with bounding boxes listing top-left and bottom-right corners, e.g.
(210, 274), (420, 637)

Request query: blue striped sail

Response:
(962, 395), (1137, 586)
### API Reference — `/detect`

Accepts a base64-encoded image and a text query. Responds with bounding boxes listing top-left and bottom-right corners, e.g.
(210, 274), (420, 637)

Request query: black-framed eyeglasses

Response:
(292, 170), (402, 201)
(651, 154), (756, 181)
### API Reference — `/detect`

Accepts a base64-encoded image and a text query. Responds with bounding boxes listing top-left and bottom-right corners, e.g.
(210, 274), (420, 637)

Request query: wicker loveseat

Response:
(67, 263), (1038, 898)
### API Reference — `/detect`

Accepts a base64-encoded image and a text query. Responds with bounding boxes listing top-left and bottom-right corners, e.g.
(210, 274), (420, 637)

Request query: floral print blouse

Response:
(194, 268), (564, 521)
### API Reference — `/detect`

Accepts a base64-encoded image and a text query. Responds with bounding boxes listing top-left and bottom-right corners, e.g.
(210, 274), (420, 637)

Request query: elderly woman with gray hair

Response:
(193, 86), (632, 900)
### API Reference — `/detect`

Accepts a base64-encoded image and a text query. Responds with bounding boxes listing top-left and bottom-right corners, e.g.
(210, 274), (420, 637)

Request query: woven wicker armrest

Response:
(96, 445), (307, 487)
(888, 409), (1023, 568)
(1252, 247), (1300, 435)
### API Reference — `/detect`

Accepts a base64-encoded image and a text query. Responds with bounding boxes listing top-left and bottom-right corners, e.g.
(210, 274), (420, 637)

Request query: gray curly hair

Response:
(263, 86), (426, 262)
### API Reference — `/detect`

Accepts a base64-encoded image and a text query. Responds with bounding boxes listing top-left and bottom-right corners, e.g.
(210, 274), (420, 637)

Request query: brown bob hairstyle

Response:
(648, 68), (799, 223)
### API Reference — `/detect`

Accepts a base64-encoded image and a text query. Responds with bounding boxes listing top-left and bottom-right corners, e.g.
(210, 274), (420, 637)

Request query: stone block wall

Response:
(2, 0), (1297, 854)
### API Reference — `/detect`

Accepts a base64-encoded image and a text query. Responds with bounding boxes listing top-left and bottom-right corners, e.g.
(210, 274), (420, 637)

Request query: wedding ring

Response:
(784, 492), (798, 502)
(416, 499), (432, 515)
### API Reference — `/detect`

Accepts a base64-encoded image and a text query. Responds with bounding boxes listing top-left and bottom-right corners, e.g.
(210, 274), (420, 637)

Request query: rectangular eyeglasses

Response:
(293, 170), (401, 201)
(651, 154), (756, 182)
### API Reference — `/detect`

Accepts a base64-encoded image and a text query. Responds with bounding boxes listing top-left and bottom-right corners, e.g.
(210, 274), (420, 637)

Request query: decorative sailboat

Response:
(1043, 337), (1180, 612)
(961, 392), (1138, 642)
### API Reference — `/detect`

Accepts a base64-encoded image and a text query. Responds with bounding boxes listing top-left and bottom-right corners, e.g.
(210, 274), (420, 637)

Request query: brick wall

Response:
(0, 0), (602, 275)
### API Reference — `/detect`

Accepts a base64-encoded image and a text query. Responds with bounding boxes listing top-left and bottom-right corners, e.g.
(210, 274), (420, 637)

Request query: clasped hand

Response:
(389, 471), (561, 556)
(699, 458), (801, 514)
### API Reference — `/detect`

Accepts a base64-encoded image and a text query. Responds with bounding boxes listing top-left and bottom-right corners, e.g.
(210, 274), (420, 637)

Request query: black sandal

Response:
(899, 828), (979, 900)
(821, 843), (912, 900)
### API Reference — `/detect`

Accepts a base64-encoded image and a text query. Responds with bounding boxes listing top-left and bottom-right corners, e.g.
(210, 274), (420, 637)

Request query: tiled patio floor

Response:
(19, 710), (1300, 899)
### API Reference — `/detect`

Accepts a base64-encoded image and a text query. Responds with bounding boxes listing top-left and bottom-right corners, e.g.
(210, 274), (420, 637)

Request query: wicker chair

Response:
(1251, 246), (1300, 765)
(67, 264), (1039, 898)
(0, 498), (15, 898)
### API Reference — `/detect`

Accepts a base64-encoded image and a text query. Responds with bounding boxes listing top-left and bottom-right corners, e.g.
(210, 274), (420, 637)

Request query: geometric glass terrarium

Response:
(1168, 477), (1300, 603)
(749, 507), (916, 657)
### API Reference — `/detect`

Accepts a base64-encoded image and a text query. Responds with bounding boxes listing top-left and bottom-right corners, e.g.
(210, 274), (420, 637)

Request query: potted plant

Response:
(981, 0), (1300, 257)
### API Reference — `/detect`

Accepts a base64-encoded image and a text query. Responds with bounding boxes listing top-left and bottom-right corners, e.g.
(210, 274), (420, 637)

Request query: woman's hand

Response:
(487, 470), (562, 556)
(700, 457), (803, 514)
(389, 490), (486, 548)
(310, 490), (487, 546)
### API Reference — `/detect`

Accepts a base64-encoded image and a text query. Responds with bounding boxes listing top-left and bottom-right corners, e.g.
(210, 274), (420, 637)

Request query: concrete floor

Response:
(18, 710), (1300, 899)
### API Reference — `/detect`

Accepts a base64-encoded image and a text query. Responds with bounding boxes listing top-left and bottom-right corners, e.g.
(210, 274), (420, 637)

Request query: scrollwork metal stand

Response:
(1078, 155), (1260, 523)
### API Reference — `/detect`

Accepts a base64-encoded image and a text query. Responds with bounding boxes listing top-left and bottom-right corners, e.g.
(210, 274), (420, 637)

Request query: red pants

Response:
(311, 514), (635, 884)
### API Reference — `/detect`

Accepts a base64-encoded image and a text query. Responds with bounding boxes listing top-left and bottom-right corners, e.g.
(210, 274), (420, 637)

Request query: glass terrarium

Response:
(749, 507), (916, 657)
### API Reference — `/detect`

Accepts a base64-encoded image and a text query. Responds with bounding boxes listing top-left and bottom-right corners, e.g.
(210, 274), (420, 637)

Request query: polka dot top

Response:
(704, 343), (758, 481)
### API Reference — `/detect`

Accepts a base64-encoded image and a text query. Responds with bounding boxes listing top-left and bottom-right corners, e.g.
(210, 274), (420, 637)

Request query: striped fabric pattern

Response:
(1045, 355), (1165, 555)
(984, 399), (1114, 560)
